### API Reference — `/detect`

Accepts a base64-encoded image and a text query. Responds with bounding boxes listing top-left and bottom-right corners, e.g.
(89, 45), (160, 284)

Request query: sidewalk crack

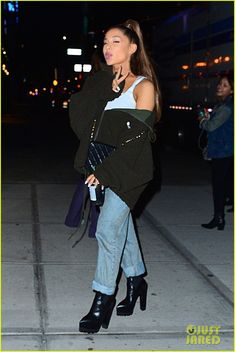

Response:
(31, 184), (48, 350)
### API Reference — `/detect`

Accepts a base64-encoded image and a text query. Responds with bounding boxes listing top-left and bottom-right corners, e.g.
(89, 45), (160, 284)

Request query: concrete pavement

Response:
(145, 184), (234, 301)
(1, 148), (234, 350)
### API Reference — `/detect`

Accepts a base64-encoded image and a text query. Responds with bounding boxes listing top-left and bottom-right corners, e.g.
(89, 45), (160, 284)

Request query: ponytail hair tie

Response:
(124, 23), (134, 32)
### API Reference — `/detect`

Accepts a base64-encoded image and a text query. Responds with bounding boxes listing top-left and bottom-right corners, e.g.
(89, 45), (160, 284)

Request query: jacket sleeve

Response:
(200, 105), (232, 132)
(69, 70), (124, 140)
(69, 77), (97, 140)
(94, 130), (153, 193)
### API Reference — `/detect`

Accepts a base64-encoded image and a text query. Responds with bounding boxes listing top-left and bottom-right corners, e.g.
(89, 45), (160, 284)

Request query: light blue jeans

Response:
(92, 188), (146, 295)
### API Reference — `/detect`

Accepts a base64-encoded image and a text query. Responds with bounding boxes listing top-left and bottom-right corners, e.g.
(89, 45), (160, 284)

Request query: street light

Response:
(67, 48), (82, 56)
(74, 64), (82, 72)
(74, 64), (92, 72)
(83, 64), (92, 72)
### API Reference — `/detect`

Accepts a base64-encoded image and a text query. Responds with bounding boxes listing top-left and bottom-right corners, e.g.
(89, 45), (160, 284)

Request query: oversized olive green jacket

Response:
(69, 67), (155, 209)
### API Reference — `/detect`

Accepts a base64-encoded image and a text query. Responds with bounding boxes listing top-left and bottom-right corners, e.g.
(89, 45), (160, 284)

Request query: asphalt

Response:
(1, 117), (234, 351)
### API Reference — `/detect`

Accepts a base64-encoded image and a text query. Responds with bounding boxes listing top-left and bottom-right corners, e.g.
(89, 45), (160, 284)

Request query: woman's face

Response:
(216, 78), (233, 100)
(103, 28), (136, 67)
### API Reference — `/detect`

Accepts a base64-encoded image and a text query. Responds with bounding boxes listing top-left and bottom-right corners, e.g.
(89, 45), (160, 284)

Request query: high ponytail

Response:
(105, 19), (162, 121)
(123, 19), (161, 121)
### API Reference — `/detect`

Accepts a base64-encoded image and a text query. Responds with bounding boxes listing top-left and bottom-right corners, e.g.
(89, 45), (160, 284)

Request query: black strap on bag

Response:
(198, 129), (211, 161)
(67, 185), (91, 248)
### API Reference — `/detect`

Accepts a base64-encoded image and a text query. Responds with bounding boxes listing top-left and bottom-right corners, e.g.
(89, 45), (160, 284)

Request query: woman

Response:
(198, 73), (233, 230)
(69, 19), (161, 333)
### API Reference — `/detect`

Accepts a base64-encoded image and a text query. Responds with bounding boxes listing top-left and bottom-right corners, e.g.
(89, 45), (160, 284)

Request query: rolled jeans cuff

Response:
(123, 262), (146, 278)
(92, 280), (115, 295)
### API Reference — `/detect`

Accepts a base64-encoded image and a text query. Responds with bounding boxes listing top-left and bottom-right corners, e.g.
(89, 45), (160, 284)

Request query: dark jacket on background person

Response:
(69, 66), (155, 209)
(200, 95), (234, 158)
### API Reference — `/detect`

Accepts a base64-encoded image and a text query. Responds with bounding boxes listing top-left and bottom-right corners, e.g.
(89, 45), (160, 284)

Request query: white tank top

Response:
(104, 76), (146, 110)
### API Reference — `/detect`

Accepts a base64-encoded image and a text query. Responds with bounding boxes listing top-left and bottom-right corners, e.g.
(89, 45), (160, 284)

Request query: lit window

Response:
(74, 64), (82, 72)
(67, 48), (82, 56)
(195, 62), (207, 67)
(8, 2), (19, 12)
(8, 3), (15, 12)
(83, 64), (92, 72)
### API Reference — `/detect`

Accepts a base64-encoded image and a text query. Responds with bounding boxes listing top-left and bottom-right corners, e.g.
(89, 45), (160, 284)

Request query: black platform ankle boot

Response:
(201, 214), (225, 230)
(116, 276), (148, 316)
(79, 292), (116, 333)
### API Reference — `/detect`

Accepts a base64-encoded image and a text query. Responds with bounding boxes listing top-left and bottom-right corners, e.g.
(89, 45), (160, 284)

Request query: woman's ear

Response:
(129, 43), (137, 55)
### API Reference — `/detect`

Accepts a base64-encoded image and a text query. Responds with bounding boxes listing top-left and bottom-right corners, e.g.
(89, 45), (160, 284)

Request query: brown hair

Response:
(219, 72), (234, 96)
(105, 19), (162, 121)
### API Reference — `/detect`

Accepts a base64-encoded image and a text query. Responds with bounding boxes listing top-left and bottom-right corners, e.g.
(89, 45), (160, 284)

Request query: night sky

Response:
(19, 1), (197, 34)
(18, 1), (198, 66)
(3, 1), (201, 88)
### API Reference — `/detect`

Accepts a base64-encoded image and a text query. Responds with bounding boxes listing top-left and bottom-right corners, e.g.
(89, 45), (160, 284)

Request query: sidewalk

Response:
(2, 181), (233, 350)
(144, 184), (234, 301)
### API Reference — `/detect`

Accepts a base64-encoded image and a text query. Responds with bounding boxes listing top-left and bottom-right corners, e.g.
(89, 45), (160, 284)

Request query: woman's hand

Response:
(112, 66), (129, 92)
(197, 108), (210, 121)
(85, 174), (100, 187)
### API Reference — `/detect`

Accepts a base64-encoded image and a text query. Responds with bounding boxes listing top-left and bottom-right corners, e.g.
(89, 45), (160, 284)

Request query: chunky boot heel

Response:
(139, 283), (147, 311)
(102, 299), (116, 329)
(79, 292), (115, 333)
(116, 276), (148, 316)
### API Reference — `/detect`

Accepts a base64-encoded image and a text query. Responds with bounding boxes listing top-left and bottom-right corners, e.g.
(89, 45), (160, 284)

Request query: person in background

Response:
(198, 73), (233, 230)
(69, 19), (161, 333)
